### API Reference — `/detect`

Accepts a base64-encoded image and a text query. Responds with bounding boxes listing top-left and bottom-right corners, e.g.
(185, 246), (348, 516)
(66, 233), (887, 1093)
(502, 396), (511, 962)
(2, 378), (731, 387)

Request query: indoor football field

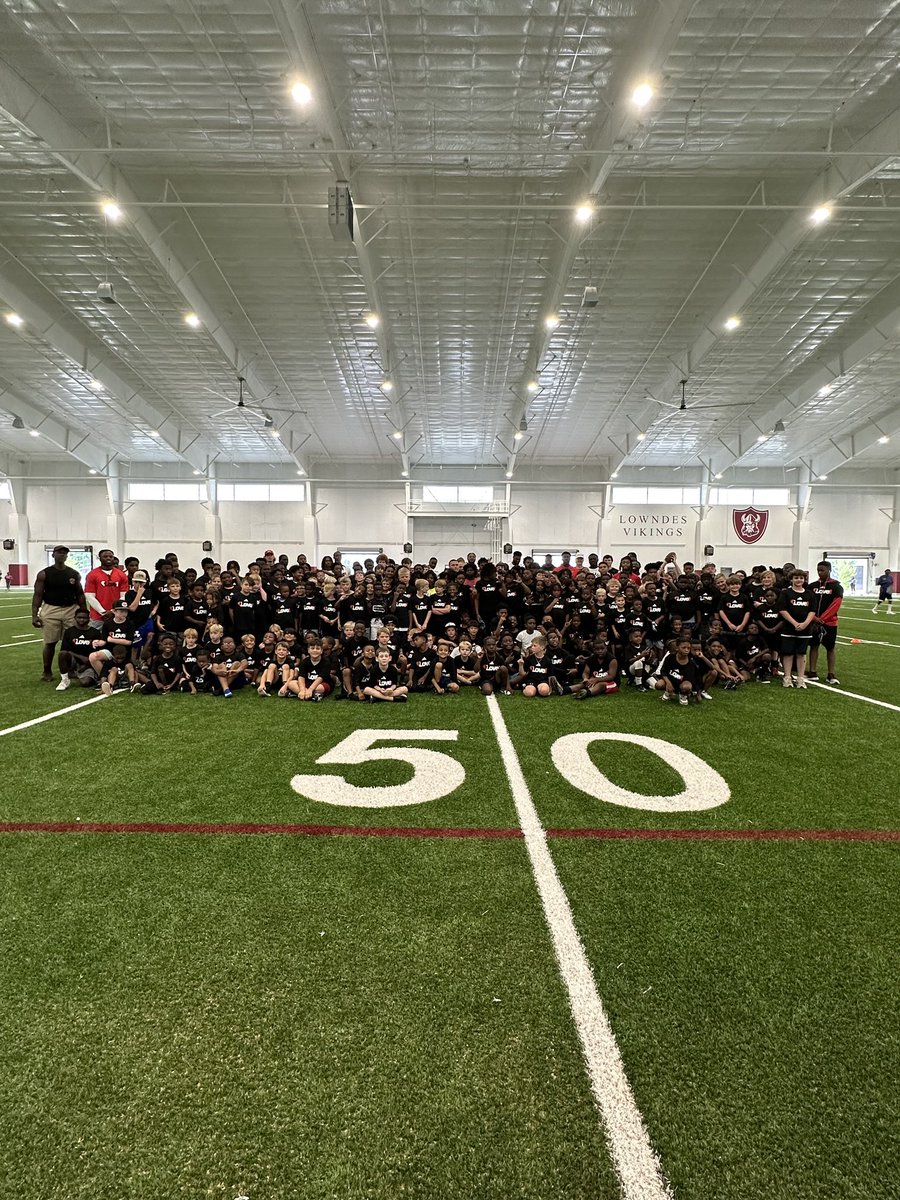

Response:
(0, 592), (897, 1200)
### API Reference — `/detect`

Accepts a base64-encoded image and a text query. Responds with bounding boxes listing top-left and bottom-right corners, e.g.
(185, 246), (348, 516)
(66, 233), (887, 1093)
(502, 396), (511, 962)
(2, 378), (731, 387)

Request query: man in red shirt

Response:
(84, 549), (130, 630)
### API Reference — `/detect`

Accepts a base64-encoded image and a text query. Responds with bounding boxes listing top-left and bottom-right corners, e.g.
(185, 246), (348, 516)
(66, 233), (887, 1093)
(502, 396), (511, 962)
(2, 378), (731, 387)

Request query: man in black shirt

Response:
(32, 545), (87, 681)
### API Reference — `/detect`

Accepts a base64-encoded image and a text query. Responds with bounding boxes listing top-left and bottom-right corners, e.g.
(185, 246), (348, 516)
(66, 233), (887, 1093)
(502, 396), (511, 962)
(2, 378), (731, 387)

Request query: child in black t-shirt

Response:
(432, 641), (459, 694)
(521, 637), (553, 698)
(660, 637), (703, 705)
(258, 641), (295, 696)
(143, 635), (183, 695)
(572, 637), (619, 698)
(778, 570), (816, 689)
(479, 635), (510, 696)
(363, 647), (408, 702)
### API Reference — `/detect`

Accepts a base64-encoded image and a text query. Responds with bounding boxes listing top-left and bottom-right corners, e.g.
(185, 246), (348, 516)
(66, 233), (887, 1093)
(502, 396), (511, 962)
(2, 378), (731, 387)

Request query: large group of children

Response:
(43, 546), (848, 707)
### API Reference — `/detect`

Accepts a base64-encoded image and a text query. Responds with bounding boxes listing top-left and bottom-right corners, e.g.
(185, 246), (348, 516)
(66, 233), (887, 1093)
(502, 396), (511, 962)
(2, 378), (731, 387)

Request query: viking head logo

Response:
(733, 507), (769, 544)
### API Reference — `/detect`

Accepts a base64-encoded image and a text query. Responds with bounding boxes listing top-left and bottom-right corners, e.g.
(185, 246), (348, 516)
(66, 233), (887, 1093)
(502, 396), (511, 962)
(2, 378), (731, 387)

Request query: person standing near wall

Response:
(31, 545), (86, 682)
(873, 569), (894, 615)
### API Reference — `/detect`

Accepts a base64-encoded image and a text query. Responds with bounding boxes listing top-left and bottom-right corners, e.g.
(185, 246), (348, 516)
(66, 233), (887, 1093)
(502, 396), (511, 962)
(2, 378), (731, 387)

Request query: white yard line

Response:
(837, 635), (900, 650)
(837, 614), (898, 627)
(806, 681), (900, 713)
(0, 638), (41, 649)
(0, 613), (33, 621)
(0, 692), (114, 739)
(485, 693), (672, 1200)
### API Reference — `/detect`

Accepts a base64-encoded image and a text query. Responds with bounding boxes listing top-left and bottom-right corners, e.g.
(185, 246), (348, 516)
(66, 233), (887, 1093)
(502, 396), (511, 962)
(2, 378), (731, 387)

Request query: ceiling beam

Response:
(505, 0), (697, 478)
(803, 405), (900, 479)
(614, 94), (900, 474)
(0, 375), (111, 474)
(707, 289), (900, 477)
(0, 267), (210, 474)
(269, 0), (412, 475)
(0, 55), (310, 476)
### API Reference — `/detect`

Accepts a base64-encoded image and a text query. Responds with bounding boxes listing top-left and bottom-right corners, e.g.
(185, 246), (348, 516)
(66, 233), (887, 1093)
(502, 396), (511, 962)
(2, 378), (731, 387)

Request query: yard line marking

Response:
(0, 693), (113, 738)
(806, 681), (900, 712)
(485, 693), (672, 1200)
(0, 638), (41, 649)
(0, 614), (35, 621)
(837, 614), (899, 627)
(0, 821), (897, 842)
(836, 635), (900, 650)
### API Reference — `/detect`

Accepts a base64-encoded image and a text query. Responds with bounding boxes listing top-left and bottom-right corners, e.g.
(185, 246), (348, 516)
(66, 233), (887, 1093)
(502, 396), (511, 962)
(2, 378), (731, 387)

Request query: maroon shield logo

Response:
(733, 507), (768, 544)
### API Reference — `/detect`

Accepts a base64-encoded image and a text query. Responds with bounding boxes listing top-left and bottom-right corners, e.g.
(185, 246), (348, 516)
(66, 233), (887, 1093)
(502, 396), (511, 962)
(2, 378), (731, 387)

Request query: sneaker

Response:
(130, 683), (141, 693)
(551, 677), (564, 695)
(310, 693), (322, 702)
(826, 675), (840, 685)
(223, 688), (232, 698)
(872, 606), (879, 613)
(796, 680), (807, 689)
(806, 672), (819, 681)
(55, 677), (71, 691)
(393, 694), (408, 703)
(678, 694), (689, 706)
(574, 690), (591, 700)
(783, 680), (793, 689)
(41, 672), (53, 683)
(100, 681), (112, 696)
(661, 692), (670, 701)
(699, 691), (713, 701)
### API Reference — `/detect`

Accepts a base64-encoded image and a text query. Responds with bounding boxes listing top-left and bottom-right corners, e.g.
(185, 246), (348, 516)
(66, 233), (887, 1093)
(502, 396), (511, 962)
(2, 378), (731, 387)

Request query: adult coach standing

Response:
(31, 545), (86, 681)
(84, 549), (129, 632)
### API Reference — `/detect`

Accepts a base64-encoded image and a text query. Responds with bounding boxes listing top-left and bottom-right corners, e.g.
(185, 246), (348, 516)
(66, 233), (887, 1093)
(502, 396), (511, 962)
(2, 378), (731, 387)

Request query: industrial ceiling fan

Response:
(647, 378), (750, 425)
(209, 377), (305, 426)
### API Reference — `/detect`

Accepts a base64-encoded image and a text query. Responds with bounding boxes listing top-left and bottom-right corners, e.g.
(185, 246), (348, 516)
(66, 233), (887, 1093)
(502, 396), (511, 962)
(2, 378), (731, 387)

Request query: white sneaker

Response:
(872, 606), (879, 613)
(100, 680), (112, 696)
(796, 679), (807, 689)
(55, 677), (70, 691)
(699, 691), (713, 701)
(679, 694), (689, 706)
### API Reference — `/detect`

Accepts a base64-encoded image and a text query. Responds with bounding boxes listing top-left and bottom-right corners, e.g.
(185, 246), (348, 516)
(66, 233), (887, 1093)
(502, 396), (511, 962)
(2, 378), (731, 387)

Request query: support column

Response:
(105, 460), (126, 555)
(694, 470), (712, 563)
(791, 466), (812, 568)
(7, 477), (30, 585)
(206, 464), (222, 556)
(597, 485), (615, 553)
(302, 481), (318, 565)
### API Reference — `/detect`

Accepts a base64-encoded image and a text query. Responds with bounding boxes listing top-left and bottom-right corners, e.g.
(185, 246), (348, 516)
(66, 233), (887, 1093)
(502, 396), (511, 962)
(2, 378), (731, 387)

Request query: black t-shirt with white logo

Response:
(62, 626), (94, 656)
(778, 587), (815, 627)
(522, 653), (551, 684)
(101, 616), (137, 648)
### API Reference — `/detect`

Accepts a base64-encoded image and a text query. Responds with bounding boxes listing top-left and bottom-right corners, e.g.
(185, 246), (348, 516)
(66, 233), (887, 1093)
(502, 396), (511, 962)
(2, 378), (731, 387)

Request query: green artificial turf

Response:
(0, 835), (617, 1200)
(0, 598), (898, 1199)
(549, 839), (900, 1200)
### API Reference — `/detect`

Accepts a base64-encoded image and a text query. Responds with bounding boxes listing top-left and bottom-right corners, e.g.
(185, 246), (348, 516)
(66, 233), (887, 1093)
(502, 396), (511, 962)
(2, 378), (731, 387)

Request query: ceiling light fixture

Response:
(296, 469), (305, 475)
(192, 469), (202, 476)
(514, 430), (524, 441)
(610, 472), (619, 479)
(101, 200), (123, 222)
(810, 205), (832, 226)
(818, 383), (833, 397)
(817, 474), (828, 481)
(505, 470), (513, 479)
(544, 314), (560, 330)
(401, 469), (409, 478)
(89, 469), (98, 475)
(380, 380), (393, 392)
(724, 315), (741, 331)
(5, 312), (23, 328)
(291, 80), (313, 106)
(574, 204), (593, 224)
(364, 313), (380, 328)
(87, 377), (104, 391)
(714, 473), (723, 480)
(526, 380), (539, 392)
(29, 429), (40, 437)
(878, 435), (890, 444)
(149, 430), (159, 437)
(392, 430), (403, 440)
(636, 432), (646, 441)
(184, 312), (201, 328)
(756, 434), (767, 443)
(271, 429), (281, 438)
(631, 83), (654, 108)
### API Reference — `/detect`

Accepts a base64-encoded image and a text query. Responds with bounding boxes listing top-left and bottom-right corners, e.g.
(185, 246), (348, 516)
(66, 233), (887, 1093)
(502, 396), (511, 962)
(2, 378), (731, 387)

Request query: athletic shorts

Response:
(39, 603), (78, 643)
(780, 633), (811, 655)
(811, 625), (837, 650)
(879, 588), (892, 601)
(132, 617), (155, 647)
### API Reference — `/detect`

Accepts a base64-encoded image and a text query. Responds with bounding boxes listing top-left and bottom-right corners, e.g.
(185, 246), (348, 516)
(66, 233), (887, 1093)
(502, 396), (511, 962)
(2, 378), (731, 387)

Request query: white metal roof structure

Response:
(0, 0), (897, 485)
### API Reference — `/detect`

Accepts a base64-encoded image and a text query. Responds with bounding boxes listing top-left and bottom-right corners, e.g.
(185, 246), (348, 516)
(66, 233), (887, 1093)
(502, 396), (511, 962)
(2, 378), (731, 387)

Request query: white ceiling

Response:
(0, 0), (898, 483)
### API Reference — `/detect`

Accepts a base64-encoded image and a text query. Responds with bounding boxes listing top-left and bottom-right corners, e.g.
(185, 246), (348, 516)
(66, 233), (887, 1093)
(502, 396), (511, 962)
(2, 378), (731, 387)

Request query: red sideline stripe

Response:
(0, 820), (523, 838)
(0, 821), (897, 842)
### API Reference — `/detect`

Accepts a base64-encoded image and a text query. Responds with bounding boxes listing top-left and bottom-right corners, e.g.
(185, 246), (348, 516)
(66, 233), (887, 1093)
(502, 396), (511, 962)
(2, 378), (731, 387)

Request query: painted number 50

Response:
(291, 729), (464, 808)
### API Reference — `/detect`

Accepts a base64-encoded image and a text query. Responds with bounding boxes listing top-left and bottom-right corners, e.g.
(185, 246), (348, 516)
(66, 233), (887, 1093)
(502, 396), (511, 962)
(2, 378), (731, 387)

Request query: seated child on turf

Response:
(363, 646), (408, 702)
(432, 640), (459, 694)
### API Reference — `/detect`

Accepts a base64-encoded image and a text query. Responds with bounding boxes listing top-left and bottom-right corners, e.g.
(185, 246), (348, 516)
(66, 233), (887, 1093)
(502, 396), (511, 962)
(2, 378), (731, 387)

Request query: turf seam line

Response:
(805, 680), (900, 712)
(0, 691), (115, 738)
(485, 693), (673, 1200)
